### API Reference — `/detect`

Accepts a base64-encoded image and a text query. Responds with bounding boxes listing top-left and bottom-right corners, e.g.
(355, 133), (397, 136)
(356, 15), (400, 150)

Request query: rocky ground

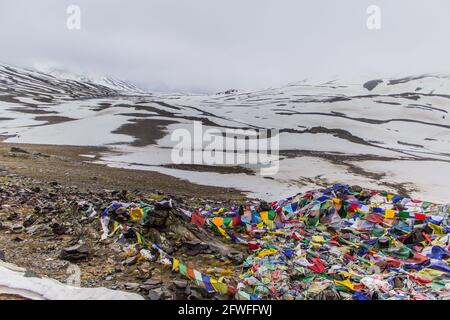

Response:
(0, 143), (248, 300)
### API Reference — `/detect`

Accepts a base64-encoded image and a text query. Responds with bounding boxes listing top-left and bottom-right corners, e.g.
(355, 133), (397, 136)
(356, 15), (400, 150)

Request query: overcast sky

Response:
(1, 0), (449, 92)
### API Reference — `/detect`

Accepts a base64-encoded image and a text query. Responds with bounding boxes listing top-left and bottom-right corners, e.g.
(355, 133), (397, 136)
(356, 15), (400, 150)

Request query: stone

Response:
(172, 279), (189, 289)
(51, 222), (68, 235)
(24, 270), (40, 278)
(124, 282), (140, 290)
(10, 147), (29, 154)
(26, 224), (51, 235)
(148, 287), (166, 300)
(60, 243), (89, 262)
(11, 224), (23, 231)
(7, 213), (19, 221)
(183, 239), (210, 256)
(187, 289), (204, 300)
(145, 210), (170, 228)
(23, 215), (37, 228)
(122, 255), (138, 266)
(227, 251), (245, 265)
(143, 279), (162, 288)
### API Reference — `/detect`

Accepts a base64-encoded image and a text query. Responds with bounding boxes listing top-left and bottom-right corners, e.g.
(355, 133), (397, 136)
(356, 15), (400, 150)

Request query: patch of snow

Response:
(0, 261), (143, 300)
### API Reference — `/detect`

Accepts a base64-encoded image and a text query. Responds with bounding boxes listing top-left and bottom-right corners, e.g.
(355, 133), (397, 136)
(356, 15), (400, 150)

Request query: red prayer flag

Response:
(308, 257), (326, 273)
(415, 213), (427, 221)
(191, 213), (206, 226)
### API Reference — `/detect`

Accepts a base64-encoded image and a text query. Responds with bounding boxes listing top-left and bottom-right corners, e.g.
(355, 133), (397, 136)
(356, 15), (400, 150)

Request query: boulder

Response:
(60, 243), (89, 262)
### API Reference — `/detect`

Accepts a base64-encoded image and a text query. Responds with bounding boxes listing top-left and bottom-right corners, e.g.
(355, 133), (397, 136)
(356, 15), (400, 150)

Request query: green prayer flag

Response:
(179, 263), (187, 276)
(268, 210), (276, 220)
(399, 211), (410, 219)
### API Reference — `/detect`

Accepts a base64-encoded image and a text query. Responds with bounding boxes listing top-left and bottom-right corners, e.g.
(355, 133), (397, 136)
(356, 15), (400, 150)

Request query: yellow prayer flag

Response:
(312, 235), (325, 243)
(136, 232), (143, 245)
(130, 207), (144, 221)
(417, 268), (444, 280)
(385, 209), (395, 219)
(112, 221), (120, 233)
(258, 248), (278, 258)
(172, 259), (180, 271)
(210, 279), (229, 295)
(260, 211), (269, 220)
(334, 279), (354, 291)
(264, 220), (275, 229)
(429, 223), (445, 235)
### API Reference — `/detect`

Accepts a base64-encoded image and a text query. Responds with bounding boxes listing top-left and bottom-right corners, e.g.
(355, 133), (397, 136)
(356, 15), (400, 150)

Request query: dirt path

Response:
(0, 143), (245, 203)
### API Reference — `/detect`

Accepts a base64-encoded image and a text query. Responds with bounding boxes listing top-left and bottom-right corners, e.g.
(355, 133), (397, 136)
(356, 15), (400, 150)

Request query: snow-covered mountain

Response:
(0, 64), (449, 202)
(0, 64), (147, 101)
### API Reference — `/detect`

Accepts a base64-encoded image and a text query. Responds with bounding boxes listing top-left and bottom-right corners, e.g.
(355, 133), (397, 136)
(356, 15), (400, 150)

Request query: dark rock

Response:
(227, 251), (245, 265)
(31, 186), (41, 193)
(171, 279), (191, 299)
(26, 224), (51, 235)
(148, 287), (166, 300)
(144, 210), (170, 228)
(11, 224), (23, 231)
(173, 279), (189, 289)
(124, 282), (140, 290)
(140, 285), (156, 291)
(164, 245), (174, 255)
(60, 243), (89, 262)
(187, 288), (204, 300)
(141, 279), (162, 291)
(363, 79), (383, 91)
(23, 215), (38, 228)
(24, 270), (40, 278)
(51, 222), (68, 235)
(258, 201), (271, 211)
(183, 239), (210, 256)
(10, 147), (29, 154)
(122, 255), (138, 266)
(7, 213), (19, 221)
(0, 250), (5, 261)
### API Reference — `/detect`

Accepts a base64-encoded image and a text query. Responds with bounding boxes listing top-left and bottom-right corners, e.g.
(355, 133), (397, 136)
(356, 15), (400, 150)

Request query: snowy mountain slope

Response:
(0, 64), (146, 102)
(0, 64), (449, 202)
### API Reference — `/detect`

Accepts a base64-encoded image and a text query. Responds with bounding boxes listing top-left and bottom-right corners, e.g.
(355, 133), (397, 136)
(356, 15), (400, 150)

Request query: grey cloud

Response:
(1, 0), (449, 92)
